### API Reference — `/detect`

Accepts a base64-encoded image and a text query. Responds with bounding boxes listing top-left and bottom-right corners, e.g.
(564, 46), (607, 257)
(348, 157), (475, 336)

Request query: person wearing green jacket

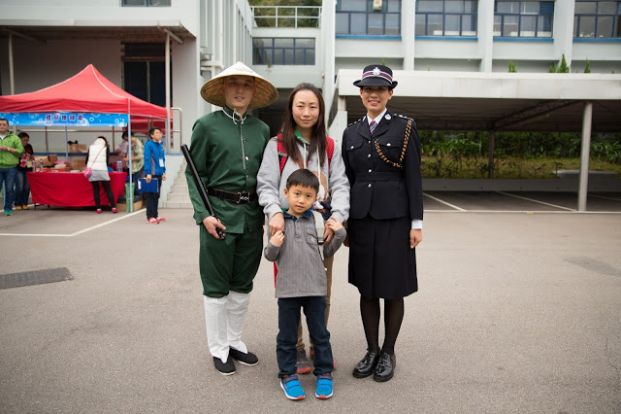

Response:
(185, 62), (278, 375)
(0, 118), (24, 216)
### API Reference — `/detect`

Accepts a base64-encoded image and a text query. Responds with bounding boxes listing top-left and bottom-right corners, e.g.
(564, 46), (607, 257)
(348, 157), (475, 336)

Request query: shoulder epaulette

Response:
(396, 113), (412, 120)
(348, 117), (363, 127)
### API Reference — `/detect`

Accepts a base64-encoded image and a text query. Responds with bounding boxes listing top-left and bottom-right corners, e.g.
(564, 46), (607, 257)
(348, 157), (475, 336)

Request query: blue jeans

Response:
(14, 169), (31, 206)
(0, 167), (17, 211)
(277, 296), (333, 378)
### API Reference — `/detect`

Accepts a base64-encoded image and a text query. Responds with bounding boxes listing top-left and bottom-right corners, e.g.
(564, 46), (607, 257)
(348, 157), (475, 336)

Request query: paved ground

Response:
(1, 197), (620, 413)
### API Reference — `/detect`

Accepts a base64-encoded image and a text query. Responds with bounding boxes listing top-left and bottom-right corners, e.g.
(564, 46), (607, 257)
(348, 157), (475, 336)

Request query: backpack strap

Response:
(278, 134), (335, 173)
(311, 210), (325, 261)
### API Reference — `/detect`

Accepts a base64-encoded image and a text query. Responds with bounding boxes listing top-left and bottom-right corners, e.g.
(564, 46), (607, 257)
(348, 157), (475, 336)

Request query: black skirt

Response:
(348, 216), (418, 299)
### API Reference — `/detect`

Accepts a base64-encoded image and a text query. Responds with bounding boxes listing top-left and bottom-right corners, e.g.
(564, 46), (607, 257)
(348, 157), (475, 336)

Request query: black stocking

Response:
(381, 298), (404, 355)
(360, 296), (380, 352)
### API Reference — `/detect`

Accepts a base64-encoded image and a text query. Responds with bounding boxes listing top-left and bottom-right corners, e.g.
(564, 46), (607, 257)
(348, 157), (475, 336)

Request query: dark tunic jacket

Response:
(342, 110), (423, 223)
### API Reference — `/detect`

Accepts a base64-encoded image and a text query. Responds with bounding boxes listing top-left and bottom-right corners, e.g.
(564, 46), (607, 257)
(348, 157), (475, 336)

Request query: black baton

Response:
(181, 144), (226, 239)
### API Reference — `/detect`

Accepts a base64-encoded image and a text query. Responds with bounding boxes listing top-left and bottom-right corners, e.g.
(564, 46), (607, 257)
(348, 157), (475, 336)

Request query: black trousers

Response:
(144, 175), (162, 219)
(91, 181), (116, 209)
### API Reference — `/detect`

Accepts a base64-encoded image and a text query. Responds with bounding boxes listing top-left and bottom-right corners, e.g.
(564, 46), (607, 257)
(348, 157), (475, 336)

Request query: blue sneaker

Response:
(280, 375), (305, 401)
(315, 375), (334, 400)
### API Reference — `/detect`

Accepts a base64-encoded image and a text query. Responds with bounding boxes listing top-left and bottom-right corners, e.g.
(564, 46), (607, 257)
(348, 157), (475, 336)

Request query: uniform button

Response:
(367, 154), (371, 158)
(368, 183), (372, 188)
(350, 145), (354, 149)
(245, 156), (249, 161)
(387, 143), (391, 146)
(368, 169), (372, 173)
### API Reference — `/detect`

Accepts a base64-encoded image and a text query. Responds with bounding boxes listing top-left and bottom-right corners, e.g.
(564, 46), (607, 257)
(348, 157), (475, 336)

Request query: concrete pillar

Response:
(402, 0), (415, 70)
(322, 0), (337, 116)
(165, 33), (172, 151)
(578, 102), (593, 212)
(479, 0), (494, 72)
(554, 0), (576, 67)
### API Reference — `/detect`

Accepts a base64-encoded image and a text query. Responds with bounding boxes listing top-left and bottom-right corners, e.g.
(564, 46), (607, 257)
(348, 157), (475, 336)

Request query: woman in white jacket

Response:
(85, 136), (117, 214)
(257, 83), (350, 374)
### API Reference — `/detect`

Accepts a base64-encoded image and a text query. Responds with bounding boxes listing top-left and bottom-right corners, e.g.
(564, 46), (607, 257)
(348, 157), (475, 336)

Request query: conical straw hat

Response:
(200, 61), (278, 109)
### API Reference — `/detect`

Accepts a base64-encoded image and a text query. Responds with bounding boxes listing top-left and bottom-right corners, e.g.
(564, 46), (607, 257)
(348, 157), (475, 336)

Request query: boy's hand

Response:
(270, 230), (285, 247)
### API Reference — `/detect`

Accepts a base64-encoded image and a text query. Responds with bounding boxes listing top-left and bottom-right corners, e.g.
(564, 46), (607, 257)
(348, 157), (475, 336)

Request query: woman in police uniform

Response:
(342, 64), (423, 382)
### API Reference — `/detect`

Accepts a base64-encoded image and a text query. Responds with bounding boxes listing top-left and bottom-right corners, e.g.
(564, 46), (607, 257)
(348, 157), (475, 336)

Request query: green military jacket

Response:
(186, 107), (270, 234)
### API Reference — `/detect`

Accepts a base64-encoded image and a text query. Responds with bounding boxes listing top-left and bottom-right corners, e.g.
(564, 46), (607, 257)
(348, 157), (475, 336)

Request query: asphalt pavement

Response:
(1, 206), (620, 413)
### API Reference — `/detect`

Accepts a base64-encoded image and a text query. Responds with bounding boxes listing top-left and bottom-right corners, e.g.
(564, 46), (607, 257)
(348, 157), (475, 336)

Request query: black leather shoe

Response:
(229, 347), (259, 366)
(213, 357), (236, 376)
(373, 352), (396, 382)
(352, 351), (379, 378)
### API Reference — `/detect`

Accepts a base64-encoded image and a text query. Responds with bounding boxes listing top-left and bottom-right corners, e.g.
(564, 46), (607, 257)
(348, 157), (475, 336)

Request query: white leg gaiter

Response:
(203, 295), (229, 362)
(226, 291), (250, 353)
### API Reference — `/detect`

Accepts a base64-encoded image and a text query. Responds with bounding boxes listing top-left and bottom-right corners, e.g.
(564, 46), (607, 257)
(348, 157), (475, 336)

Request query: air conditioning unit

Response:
(373, 0), (383, 11)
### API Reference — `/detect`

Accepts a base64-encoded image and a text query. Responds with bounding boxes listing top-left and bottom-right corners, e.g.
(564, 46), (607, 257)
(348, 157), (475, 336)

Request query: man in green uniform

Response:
(186, 62), (278, 375)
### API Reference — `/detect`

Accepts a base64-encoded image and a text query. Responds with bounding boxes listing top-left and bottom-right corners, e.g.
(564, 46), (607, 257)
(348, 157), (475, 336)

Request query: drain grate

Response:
(0, 267), (73, 290)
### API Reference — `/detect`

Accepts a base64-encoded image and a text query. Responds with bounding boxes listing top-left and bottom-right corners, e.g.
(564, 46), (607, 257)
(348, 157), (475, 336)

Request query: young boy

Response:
(264, 169), (346, 401)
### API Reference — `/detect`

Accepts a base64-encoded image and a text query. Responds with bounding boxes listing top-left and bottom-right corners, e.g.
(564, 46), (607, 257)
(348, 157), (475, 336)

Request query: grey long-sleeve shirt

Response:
(264, 211), (347, 298)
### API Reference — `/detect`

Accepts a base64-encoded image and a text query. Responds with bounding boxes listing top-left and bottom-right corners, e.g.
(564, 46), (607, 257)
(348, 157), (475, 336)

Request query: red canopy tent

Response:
(0, 64), (166, 123)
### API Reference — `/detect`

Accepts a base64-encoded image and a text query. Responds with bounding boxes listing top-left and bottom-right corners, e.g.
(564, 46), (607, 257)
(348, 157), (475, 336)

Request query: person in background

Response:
(143, 127), (166, 224)
(0, 118), (24, 216)
(342, 64), (423, 383)
(123, 132), (144, 198)
(85, 136), (118, 214)
(257, 83), (350, 375)
(114, 131), (129, 159)
(15, 132), (34, 210)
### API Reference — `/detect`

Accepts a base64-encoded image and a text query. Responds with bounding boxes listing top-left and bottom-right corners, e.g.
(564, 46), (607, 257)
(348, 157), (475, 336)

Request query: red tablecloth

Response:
(27, 171), (127, 207)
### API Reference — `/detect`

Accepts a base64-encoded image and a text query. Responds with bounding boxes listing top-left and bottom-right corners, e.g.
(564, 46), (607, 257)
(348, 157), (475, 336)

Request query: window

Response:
(123, 43), (166, 106)
(494, 1), (554, 38)
(253, 38), (315, 65)
(416, 0), (478, 36)
(122, 0), (170, 5)
(574, 1), (621, 38)
(336, 0), (401, 36)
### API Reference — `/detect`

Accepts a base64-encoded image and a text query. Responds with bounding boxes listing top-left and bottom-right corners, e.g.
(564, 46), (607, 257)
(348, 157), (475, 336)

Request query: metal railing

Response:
(251, 6), (322, 28)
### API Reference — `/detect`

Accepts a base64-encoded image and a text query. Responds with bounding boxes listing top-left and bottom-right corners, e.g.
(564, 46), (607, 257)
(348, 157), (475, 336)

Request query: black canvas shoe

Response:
(213, 357), (236, 375)
(229, 348), (259, 366)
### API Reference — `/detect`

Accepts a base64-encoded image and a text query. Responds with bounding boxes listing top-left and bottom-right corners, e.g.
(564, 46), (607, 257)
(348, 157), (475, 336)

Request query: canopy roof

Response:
(0, 64), (166, 120)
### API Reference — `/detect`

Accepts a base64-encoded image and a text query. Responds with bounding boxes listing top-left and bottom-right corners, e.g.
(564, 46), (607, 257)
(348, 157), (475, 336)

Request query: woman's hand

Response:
(324, 218), (341, 243)
(269, 212), (284, 236)
(410, 229), (422, 249)
(145, 174), (152, 183)
(162, 173), (167, 181)
(203, 216), (226, 239)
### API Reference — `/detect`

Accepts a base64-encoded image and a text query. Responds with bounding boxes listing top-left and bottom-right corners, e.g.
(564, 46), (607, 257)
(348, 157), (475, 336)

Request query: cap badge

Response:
(372, 67), (381, 76)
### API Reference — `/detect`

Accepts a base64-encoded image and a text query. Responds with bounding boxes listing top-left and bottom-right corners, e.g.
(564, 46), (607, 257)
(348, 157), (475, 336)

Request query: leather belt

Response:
(207, 188), (257, 204)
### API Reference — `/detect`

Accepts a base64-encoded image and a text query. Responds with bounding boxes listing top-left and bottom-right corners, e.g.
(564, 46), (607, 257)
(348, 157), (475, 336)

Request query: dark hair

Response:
(18, 132), (30, 139)
(280, 83), (327, 167)
(0, 118), (9, 125)
(121, 131), (129, 139)
(97, 136), (109, 147)
(148, 127), (162, 138)
(286, 169), (319, 193)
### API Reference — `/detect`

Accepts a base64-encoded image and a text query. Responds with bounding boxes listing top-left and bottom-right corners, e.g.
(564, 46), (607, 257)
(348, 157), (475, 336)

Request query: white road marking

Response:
(590, 194), (621, 202)
(0, 210), (144, 238)
(423, 192), (466, 211)
(496, 191), (576, 211)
